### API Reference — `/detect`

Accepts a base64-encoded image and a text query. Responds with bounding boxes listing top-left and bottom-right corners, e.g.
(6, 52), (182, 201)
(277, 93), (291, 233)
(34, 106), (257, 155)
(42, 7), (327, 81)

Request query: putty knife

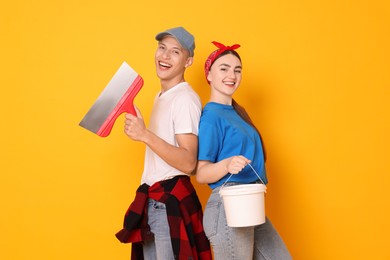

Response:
(79, 62), (143, 137)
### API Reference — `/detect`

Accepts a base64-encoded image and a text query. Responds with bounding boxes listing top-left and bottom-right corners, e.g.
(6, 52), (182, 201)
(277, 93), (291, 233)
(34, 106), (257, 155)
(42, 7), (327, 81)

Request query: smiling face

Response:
(155, 36), (193, 90)
(207, 53), (242, 104)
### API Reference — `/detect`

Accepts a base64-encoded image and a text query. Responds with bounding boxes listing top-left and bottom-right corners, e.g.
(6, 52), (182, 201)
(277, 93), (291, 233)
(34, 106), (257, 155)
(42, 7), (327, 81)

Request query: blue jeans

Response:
(142, 199), (174, 260)
(203, 183), (292, 260)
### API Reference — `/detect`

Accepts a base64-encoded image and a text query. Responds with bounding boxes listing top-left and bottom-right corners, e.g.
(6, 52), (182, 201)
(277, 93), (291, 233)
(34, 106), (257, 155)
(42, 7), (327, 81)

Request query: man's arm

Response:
(144, 132), (198, 175)
(124, 108), (198, 174)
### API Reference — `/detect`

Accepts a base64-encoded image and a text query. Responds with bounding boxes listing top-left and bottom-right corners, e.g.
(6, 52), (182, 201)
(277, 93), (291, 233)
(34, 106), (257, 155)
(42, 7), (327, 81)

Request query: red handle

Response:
(97, 76), (144, 137)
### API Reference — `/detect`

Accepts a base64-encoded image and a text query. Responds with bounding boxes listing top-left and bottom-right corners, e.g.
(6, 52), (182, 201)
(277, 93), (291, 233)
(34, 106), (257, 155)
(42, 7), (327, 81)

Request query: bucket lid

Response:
(220, 184), (266, 196)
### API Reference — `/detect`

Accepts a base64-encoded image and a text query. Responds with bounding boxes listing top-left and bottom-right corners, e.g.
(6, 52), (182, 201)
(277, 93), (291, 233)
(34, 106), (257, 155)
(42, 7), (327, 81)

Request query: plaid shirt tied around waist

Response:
(115, 175), (212, 260)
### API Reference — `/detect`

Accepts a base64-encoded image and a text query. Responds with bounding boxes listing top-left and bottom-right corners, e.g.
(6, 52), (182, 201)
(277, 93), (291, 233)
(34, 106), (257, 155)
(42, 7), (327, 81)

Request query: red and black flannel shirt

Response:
(116, 175), (212, 260)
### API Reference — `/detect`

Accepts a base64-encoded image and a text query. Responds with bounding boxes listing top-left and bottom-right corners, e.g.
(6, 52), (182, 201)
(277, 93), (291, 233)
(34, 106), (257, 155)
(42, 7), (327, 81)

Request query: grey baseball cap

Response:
(155, 26), (195, 57)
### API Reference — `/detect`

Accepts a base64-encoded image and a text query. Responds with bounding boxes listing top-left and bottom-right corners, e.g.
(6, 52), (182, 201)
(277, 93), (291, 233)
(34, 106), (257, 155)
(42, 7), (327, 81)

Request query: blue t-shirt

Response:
(198, 102), (268, 189)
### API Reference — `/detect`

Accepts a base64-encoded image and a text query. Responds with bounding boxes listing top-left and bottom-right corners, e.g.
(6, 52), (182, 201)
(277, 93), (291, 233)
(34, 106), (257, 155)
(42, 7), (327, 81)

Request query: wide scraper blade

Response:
(79, 62), (143, 137)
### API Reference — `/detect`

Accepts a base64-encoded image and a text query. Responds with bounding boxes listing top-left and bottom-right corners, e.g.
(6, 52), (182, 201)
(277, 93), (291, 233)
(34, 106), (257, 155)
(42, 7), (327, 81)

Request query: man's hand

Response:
(124, 106), (148, 142)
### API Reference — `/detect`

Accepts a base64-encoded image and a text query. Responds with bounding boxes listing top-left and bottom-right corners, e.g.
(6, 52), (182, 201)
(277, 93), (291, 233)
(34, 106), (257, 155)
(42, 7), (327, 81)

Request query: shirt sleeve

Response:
(172, 91), (201, 135)
(198, 118), (221, 163)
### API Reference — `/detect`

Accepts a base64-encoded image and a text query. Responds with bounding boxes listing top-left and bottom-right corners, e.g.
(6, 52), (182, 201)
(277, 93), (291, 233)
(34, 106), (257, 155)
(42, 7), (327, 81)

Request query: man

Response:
(116, 27), (212, 260)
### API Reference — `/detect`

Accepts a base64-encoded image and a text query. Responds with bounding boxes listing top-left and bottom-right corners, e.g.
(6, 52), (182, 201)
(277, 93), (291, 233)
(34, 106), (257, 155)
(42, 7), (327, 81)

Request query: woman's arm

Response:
(196, 155), (250, 184)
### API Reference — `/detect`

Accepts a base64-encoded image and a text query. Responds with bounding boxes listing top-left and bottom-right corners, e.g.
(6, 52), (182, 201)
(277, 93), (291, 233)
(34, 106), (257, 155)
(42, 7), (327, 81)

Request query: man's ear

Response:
(185, 57), (194, 68)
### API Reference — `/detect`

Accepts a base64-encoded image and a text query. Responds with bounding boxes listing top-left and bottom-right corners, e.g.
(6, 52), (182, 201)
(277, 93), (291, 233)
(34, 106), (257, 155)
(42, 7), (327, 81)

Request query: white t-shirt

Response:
(141, 82), (201, 185)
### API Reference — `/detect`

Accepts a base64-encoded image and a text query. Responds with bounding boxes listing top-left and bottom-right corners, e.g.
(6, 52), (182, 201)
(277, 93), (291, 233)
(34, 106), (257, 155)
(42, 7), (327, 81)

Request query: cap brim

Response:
(155, 31), (194, 57)
(155, 32), (172, 41)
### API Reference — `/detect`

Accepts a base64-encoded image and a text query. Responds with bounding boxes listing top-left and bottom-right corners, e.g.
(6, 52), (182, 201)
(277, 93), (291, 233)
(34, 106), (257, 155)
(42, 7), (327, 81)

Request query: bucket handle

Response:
(220, 163), (266, 193)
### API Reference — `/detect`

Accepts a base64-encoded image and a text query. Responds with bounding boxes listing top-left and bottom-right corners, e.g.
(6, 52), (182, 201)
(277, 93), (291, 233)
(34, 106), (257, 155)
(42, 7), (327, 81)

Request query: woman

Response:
(196, 41), (292, 260)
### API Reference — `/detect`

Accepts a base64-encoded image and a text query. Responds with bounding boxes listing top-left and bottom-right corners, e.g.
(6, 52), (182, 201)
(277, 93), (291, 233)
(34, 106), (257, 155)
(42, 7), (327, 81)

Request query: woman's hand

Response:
(225, 155), (251, 174)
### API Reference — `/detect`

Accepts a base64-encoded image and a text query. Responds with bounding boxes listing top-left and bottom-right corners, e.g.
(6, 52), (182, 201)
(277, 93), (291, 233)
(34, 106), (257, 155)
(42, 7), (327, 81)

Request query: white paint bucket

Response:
(220, 183), (266, 227)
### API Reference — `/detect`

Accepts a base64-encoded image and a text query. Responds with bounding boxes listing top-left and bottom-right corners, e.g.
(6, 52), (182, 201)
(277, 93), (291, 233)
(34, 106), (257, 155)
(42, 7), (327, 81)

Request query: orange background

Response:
(1, 0), (389, 259)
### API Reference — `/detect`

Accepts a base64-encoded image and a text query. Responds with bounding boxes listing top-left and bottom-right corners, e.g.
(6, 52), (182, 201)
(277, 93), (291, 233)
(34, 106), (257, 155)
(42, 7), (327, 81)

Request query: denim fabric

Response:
(203, 183), (292, 260)
(143, 199), (174, 260)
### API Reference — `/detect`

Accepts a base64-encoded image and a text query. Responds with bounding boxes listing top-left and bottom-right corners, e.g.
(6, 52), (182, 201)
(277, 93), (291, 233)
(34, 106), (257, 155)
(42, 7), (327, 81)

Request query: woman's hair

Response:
(232, 99), (267, 161)
(212, 50), (267, 161)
